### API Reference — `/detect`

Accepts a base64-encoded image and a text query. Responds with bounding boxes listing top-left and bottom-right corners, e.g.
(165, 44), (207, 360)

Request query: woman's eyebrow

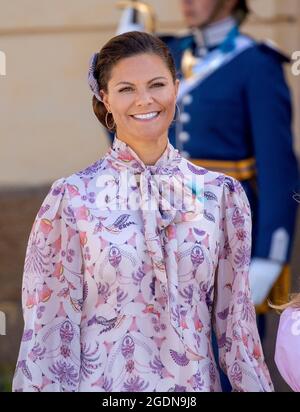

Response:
(115, 76), (167, 86)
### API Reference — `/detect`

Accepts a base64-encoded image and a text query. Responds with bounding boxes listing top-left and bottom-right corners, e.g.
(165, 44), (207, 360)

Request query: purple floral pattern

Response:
(13, 137), (273, 392)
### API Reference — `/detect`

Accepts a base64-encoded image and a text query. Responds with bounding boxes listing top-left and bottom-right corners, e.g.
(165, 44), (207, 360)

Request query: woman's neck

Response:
(116, 133), (169, 166)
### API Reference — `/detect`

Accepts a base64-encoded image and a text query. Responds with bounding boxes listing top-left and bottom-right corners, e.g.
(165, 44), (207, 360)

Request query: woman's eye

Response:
(118, 83), (165, 93)
(119, 87), (133, 93)
(151, 82), (165, 88)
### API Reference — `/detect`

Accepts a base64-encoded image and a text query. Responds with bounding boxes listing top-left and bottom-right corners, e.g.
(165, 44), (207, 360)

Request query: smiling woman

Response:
(101, 53), (178, 165)
(90, 31), (179, 165)
(13, 31), (273, 392)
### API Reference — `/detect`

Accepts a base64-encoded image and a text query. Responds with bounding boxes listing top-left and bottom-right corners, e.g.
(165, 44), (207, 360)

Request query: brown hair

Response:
(92, 31), (177, 131)
(270, 293), (300, 312)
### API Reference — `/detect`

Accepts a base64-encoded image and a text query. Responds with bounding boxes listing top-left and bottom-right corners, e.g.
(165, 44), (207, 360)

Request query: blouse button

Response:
(160, 284), (167, 296)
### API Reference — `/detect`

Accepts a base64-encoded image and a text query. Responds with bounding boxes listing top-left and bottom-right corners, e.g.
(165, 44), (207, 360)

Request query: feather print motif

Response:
(169, 350), (190, 366)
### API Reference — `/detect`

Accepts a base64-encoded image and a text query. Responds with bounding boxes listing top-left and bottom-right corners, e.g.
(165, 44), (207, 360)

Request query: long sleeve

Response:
(275, 307), (300, 392)
(12, 178), (84, 392)
(213, 177), (274, 392)
(246, 49), (299, 263)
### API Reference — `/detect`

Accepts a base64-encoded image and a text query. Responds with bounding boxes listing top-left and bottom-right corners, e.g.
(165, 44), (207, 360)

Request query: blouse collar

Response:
(109, 135), (182, 174)
(104, 134), (203, 230)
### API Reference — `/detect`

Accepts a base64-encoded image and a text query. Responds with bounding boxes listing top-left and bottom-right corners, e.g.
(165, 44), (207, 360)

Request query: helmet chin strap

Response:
(198, 0), (229, 29)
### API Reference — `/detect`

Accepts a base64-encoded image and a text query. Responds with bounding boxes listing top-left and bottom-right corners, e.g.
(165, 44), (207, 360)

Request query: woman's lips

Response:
(130, 111), (161, 122)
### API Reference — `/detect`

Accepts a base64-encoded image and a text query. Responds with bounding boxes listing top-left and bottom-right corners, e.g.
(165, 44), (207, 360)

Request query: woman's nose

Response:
(135, 89), (154, 106)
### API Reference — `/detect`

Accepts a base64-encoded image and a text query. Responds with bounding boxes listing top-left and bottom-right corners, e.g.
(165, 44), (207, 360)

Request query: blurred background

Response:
(0, 0), (299, 392)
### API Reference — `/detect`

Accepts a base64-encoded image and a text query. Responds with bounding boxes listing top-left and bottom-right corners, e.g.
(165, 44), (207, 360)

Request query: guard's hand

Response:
(116, 8), (145, 35)
(249, 258), (282, 306)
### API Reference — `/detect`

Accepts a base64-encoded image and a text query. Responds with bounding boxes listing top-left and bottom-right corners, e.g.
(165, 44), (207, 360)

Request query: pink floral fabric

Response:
(13, 136), (273, 392)
(275, 307), (300, 392)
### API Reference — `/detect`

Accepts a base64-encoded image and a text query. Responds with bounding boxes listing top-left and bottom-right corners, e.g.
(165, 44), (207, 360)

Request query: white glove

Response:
(116, 8), (145, 35)
(249, 258), (283, 306)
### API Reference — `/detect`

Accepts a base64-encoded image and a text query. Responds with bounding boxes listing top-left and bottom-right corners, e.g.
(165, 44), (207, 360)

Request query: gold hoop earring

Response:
(105, 111), (115, 130)
(172, 103), (181, 123)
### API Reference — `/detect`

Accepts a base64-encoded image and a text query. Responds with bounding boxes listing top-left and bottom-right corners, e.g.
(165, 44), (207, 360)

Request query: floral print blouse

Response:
(13, 136), (273, 392)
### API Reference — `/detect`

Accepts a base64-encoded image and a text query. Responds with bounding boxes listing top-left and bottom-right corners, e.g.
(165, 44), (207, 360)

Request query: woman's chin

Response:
(132, 122), (170, 140)
(134, 129), (167, 141)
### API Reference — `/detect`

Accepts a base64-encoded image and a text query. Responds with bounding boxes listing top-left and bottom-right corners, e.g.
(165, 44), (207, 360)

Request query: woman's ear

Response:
(174, 79), (180, 99)
(100, 90), (111, 112)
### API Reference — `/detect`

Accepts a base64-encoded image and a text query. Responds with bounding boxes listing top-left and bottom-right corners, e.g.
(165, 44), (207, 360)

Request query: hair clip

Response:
(87, 52), (103, 102)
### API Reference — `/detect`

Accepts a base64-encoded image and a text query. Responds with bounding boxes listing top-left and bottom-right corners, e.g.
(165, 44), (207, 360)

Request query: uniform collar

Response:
(193, 16), (237, 54)
(109, 135), (182, 174)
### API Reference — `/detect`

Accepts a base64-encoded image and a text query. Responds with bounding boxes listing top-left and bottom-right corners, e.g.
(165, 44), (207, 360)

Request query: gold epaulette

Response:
(190, 157), (256, 181)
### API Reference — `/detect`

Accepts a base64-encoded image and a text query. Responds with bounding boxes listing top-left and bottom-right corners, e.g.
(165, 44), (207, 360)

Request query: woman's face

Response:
(102, 53), (179, 143)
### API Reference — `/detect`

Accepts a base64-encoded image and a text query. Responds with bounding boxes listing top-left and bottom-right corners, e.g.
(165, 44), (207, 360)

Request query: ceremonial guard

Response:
(116, 0), (299, 319)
